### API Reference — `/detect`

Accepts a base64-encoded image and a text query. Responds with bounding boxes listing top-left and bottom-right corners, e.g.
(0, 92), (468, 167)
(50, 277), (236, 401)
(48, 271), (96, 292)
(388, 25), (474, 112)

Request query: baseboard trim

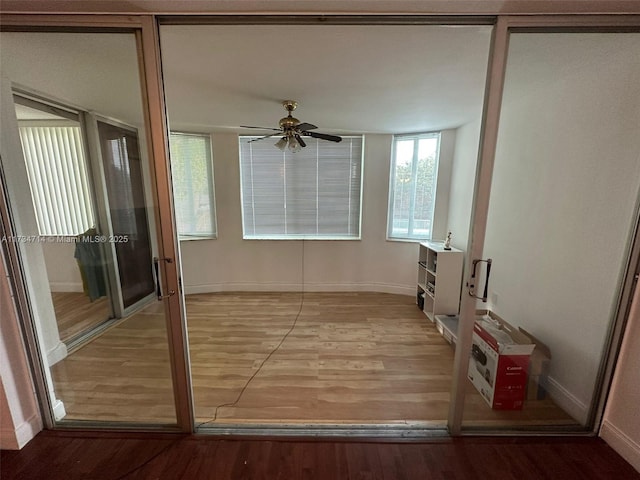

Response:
(49, 282), (83, 293)
(545, 376), (589, 425)
(0, 413), (42, 450)
(46, 341), (68, 366)
(184, 282), (415, 296)
(600, 420), (640, 473)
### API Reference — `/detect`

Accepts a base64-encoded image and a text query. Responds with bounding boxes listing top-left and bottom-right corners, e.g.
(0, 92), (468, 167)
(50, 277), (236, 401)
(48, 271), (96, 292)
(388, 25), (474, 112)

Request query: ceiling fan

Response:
(241, 100), (342, 153)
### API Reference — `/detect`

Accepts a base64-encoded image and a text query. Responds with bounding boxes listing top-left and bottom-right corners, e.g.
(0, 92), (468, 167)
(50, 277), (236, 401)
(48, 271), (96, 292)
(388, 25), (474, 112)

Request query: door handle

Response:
(153, 256), (175, 301)
(468, 258), (492, 302)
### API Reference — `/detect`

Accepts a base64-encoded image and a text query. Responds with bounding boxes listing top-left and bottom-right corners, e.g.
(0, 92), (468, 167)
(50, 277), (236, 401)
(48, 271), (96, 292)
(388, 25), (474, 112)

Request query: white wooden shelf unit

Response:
(417, 241), (464, 322)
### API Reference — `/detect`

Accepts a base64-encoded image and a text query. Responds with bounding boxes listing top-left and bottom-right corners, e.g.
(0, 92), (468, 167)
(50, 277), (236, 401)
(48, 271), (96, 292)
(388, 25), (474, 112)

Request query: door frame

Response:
(0, 14), (194, 433)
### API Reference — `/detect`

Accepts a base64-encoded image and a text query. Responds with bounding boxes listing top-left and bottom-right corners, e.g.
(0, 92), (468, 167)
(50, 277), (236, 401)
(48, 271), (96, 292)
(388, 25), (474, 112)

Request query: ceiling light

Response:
(275, 137), (287, 151)
(288, 136), (302, 153)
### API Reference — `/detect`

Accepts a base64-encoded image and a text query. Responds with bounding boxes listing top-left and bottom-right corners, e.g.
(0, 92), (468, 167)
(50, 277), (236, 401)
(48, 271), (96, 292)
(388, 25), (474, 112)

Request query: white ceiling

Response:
(160, 25), (493, 135)
(1, 32), (143, 125)
(3, 26), (491, 134)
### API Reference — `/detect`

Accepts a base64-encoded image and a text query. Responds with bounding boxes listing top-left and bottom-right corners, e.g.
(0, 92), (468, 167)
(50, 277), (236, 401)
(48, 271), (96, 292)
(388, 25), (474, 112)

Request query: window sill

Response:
(242, 235), (361, 241)
(178, 235), (216, 242)
(386, 236), (430, 244)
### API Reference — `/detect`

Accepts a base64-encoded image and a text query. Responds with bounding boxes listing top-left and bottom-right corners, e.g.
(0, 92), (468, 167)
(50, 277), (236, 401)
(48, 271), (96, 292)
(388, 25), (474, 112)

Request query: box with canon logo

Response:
(467, 310), (536, 410)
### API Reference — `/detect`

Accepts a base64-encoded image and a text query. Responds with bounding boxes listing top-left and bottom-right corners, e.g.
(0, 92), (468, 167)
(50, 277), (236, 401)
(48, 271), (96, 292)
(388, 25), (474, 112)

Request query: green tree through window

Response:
(388, 133), (440, 240)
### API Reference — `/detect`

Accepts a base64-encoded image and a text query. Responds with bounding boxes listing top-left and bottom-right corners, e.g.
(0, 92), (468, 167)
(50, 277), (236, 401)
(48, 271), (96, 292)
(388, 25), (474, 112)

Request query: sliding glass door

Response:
(95, 118), (156, 312)
(451, 22), (640, 433)
(0, 24), (190, 428)
(1, 13), (637, 439)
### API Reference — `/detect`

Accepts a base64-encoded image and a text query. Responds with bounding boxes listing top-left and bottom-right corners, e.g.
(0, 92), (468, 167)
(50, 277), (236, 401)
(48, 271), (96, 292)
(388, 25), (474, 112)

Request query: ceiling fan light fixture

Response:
(242, 100), (342, 151)
(287, 136), (302, 153)
(275, 137), (287, 150)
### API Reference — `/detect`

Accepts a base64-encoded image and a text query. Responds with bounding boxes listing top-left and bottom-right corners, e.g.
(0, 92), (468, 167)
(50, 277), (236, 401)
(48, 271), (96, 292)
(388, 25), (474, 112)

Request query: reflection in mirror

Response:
(14, 97), (113, 345)
(0, 31), (176, 424)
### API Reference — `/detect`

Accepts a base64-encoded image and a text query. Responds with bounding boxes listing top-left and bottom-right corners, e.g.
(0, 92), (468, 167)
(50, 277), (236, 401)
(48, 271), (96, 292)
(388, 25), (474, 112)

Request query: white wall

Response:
(42, 243), (83, 292)
(0, 257), (43, 449)
(480, 34), (640, 423)
(180, 132), (456, 295)
(601, 283), (640, 472)
(0, 77), (67, 367)
(446, 117), (482, 252)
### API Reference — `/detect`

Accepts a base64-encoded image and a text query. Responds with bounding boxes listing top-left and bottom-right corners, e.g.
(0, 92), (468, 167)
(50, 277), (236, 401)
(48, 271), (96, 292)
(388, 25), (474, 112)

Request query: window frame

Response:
(387, 131), (441, 242)
(168, 131), (217, 241)
(238, 134), (365, 241)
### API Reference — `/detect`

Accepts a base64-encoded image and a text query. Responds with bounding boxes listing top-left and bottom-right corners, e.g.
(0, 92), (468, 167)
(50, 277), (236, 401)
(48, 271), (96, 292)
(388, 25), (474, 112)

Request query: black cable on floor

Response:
(197, 240), (306, 428)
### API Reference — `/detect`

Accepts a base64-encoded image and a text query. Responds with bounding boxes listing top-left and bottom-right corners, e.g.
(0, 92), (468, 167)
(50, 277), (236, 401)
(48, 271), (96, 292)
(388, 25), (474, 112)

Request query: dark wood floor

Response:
(1, 431), (638, 480)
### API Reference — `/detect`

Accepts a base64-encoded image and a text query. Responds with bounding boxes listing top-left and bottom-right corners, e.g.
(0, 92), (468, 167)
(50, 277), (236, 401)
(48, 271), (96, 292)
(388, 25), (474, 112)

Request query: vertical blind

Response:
(169, 132), (216, 238)
(239, 136), (363, 239)
(19, 125), (95, 236)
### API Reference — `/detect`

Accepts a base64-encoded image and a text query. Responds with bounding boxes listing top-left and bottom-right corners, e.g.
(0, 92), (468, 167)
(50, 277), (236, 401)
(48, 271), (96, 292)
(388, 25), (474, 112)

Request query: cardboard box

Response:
(467, 311), (535, 410)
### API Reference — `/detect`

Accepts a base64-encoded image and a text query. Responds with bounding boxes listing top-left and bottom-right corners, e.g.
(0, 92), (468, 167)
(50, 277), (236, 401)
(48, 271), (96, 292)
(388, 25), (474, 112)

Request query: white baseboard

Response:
(545, 375), (589, 425)
(49, 282), (83, 293)
(184, 282), (415, 296)
(0, 413), (42, 450)
(46, 341), (68, 366)
(600, 420), (640, 473)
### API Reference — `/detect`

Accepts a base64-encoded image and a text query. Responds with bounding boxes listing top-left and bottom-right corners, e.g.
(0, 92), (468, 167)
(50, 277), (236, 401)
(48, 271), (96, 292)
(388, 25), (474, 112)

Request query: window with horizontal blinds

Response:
(18, 124), (95, 236)
(169, 132), (216, 239)
(239, 136), (363, 239)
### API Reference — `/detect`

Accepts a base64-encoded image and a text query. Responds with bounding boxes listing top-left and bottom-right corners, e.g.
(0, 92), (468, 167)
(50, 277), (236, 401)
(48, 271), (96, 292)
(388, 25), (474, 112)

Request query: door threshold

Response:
(196, 422), (449, 439)
(64, 316), (123, 353)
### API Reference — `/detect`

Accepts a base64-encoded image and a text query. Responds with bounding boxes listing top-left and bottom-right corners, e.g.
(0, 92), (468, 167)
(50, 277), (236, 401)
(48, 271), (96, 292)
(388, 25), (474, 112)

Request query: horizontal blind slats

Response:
(240, 136), (362, 239)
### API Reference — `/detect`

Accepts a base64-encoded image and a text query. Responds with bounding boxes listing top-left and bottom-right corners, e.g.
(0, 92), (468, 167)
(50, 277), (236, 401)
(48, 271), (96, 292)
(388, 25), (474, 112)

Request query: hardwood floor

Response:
(50, 302), (176, 423)
(51, 292), (111, 343)
(2, 431), (638, 480)
(189, 292), (455, 425)
(50, 292), (577, 428)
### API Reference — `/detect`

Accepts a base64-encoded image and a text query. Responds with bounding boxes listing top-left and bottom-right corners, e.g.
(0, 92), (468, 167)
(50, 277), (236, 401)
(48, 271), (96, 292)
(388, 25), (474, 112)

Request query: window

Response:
(239, 136), (363, 239)
(169, 132), (217, 239)
(388, 132), (440, 240)
(19, 123), (95, 236)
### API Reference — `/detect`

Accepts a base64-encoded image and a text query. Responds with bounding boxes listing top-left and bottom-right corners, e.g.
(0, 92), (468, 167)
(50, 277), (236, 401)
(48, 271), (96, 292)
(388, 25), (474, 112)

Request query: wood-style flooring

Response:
(2, 431), (638, 480)
(50, 292), (578, 428)
(51, 292), (111, 343)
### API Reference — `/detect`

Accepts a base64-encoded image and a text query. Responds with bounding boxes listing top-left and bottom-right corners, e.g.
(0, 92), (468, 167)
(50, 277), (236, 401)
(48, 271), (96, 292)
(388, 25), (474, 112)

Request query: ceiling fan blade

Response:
(294, 134), (306, 148)
(306, 131), (343, 143)
(296, 122), (317, 131)
(248, 133), (281, 143)
(240, 125), (282, 131)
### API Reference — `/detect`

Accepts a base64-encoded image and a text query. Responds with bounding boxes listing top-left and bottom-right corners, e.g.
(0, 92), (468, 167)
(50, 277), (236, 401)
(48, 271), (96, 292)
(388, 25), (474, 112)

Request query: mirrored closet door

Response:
(0, 28), (181, 426)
